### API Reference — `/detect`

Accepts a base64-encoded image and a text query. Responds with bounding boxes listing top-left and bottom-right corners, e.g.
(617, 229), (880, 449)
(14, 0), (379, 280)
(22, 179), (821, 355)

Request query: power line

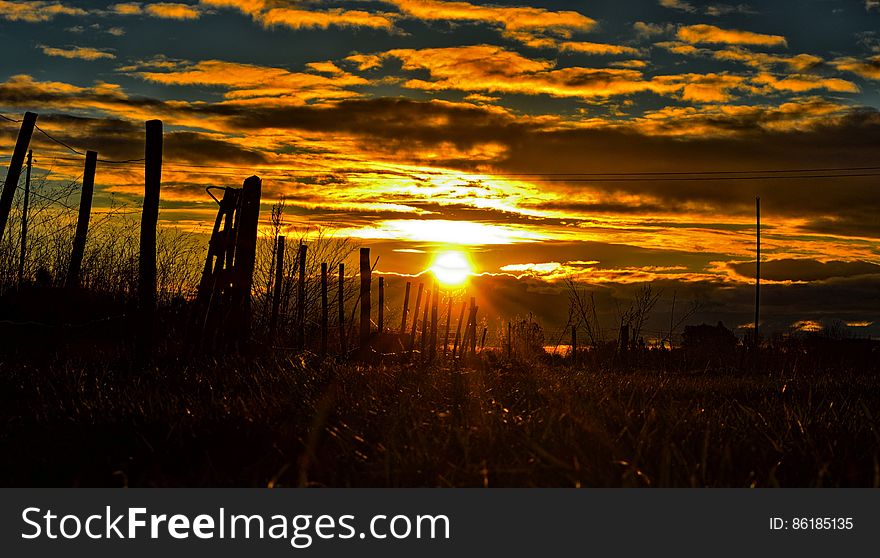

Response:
(34, 124), (85, 156)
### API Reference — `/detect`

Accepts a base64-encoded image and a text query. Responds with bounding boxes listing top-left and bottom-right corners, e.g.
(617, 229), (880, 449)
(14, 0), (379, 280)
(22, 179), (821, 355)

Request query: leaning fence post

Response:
(419, 286), (431, 357)
(470, 305), (479, 355)
(321, 262), (328, 356)
(359, 247), (371, 348)
(66, 150), (97, 289)
(338, 263), (346, 355)
(0, 111), (37, 245)
(138, 119), (162, 360)
(399, 281), (411, 334)
(453, 300), (466, 358)
(297, 243), (306, 350)
(269, 236), (285, 341)
(408, 282), (424, 353)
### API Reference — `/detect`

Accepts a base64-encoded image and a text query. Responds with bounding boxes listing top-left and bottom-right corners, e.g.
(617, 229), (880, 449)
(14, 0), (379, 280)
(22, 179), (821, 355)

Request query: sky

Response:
(1, 0), (879, 338)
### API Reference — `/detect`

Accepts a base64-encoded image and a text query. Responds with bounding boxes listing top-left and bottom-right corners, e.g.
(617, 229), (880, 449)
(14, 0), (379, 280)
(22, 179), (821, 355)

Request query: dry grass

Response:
(2, 348), (878, 487)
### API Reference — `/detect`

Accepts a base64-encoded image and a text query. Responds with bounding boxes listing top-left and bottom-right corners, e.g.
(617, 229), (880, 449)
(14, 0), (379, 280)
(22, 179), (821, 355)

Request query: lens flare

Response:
(431, 251), (472, 286)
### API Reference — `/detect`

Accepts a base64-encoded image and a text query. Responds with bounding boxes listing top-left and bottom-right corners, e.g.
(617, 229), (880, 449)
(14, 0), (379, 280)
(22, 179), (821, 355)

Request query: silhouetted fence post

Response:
(17, 149), (32, 286)
(479, 327), (487, 354)
(269, 236), (285, 341)
(571, 325), (577, 364)
(419, 285), (431, 357)
(297, 243), (306, 350)
(231, 175), (262, 343)
(359, 247), (371, 348)
(507, 320), (512, 360)
(453, 301), (466, 358)
(138, 119), (162, 360)
(66, 150), (97, 289)
(338, 263), (346, 355)
(0, 111), (36, 245)
(443, 295), (452, 357)
(429, 283), (438, 360)
(400, 281), (411, 334)
(408, 282), (424, 353)
(470, 305), (479, 355)
(378, 276), (385, 334)
(321, 262), (328, 356)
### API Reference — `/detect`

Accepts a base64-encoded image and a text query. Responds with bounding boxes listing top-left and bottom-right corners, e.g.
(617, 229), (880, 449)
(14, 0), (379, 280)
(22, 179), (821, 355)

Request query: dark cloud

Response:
(730, 258), (880, 281)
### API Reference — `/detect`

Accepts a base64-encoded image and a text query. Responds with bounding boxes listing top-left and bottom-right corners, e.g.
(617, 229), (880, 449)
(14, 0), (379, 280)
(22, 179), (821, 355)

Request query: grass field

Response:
(3, 344), (879, 487)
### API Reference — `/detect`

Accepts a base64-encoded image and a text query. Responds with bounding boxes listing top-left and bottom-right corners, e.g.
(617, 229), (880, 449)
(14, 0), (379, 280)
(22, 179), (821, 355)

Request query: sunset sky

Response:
(1, 0), (879, 337)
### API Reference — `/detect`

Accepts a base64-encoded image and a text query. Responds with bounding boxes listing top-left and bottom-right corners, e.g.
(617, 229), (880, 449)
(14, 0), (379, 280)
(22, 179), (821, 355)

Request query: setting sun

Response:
(431, 251), (472, 286)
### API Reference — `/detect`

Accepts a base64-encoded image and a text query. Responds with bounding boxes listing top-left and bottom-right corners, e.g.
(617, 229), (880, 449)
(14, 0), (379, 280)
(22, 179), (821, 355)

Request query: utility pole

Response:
(17, 149), (32, 286)
(755, 196), (760, 346)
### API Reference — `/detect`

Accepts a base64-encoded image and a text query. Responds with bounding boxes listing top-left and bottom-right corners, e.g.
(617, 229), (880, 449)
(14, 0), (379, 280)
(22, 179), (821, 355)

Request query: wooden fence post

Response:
(399, 281), (411, 334)
(138, 119), (162, 360)
(470, 305), (479, 355)
(0, 111), (37, 245)
(17, 149), (32, 286)
(321, 262), (328, 356)
(269, 235), (285, 341)
(443, 295), (452, 357)
(408, 282), (423, 353)
(359, 247), (371, 347)
(232, 175), (262, 342)
(419, 285), (431, 357)
(453, 301), (466, 358)
(378, 276), (385, 334)
(507, 321), (512, 360)
(338, 263), (346, 355)
(429, 282), (439, 361)
(571, 325), (577, 363)
(66, 150), (97, 289)
(460, 297), (475, 356)
(297, 243), (306, 350)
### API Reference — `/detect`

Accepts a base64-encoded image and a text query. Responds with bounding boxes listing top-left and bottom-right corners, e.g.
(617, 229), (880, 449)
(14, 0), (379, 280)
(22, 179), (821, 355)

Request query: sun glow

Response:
(431, 251), (472, 286)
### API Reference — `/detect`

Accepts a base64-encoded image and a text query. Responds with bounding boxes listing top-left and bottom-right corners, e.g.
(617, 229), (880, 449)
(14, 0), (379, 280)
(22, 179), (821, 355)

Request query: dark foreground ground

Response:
(2, 342), (879, 487)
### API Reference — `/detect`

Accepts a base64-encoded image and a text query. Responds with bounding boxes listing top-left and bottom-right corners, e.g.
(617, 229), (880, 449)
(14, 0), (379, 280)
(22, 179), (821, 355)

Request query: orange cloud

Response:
(344, 54), (383, 71)
(132, 59), (369, 104)
(111, 2), (201, 19)
(0, 0), (84, 22)
(109, 2), (141, 15)
(199, 0), (395, 30)
(713, 47), (822, 71)
(752, 72), (859, 94)
(386, 45), (749, 102)
(383, 0), (595, 48)
(386, 0), (594, 33)
(40, 45), (116, 60)
(677, 24), (787, 47)
(559, 42), (641, 56)
(631, 97), (855, 136)
(260, 7), (394, 29)
(653, 72), (748, 102)
(146, 2), (200, 19)
(832, 55), (880, 80)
